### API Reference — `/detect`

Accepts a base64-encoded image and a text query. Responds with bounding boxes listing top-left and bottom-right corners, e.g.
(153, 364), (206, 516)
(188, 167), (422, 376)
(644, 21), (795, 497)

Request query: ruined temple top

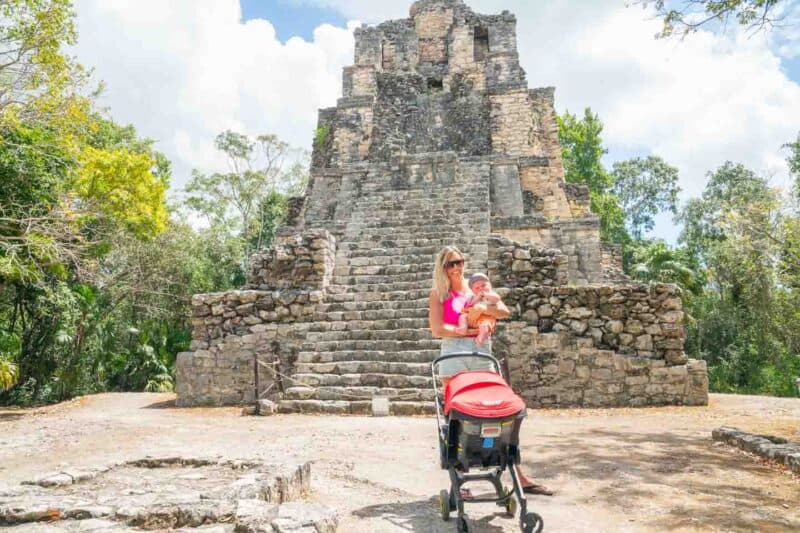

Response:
(350, 0), (524, 91)
(309, 0), (554, 168)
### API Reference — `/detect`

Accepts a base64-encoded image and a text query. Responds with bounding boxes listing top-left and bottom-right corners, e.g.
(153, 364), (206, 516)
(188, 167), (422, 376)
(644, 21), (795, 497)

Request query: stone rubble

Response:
(0, 458), (337, 532)
(712, 427), (800, 475)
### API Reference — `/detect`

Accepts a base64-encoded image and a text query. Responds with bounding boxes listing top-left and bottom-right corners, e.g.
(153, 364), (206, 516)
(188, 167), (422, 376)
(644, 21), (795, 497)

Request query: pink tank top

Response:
(442, 290), (468, 325)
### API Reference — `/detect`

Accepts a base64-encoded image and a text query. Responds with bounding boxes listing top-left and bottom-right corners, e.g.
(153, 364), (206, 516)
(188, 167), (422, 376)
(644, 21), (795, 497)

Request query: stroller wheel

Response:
(439, 489), (450, 521)
(522, 511), (543, 533)
(457, 516), (469, 533)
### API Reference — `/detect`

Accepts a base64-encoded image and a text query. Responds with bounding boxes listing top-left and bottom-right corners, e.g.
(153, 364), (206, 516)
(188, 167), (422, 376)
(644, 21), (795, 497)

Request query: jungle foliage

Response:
(0, 2), (303, 404)
(559, 108), (800, 396)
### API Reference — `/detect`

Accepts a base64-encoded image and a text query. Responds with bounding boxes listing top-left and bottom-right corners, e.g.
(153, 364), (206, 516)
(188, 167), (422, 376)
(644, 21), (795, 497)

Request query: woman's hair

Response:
(433, 246), (465, 303)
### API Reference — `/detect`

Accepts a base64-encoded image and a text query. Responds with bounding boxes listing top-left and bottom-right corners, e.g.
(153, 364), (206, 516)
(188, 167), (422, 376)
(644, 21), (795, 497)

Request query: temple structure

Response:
(176, 0), (708, 412)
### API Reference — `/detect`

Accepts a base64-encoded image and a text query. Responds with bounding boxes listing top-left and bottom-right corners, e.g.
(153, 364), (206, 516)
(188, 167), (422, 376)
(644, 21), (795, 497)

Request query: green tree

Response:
(634, 0), (788, 38)
(184, 130), (307, 258)
(627, 239), (704, 295)
(612, 156), (681, 239)
(679, 162), (800, 396)
(0, 0), (91, 129)
(558, 108), (612, 193)
(557, 108), (627, 243)
(785, 131), (800, 200)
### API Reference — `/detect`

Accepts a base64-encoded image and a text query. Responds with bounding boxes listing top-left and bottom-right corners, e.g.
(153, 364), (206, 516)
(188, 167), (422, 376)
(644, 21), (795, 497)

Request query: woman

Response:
(428, 245), (555, 496)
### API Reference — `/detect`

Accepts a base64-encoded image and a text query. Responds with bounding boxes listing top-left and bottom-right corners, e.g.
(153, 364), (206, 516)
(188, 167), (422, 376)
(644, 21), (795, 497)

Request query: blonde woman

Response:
(427, 245), (556, 497)
(428, 246), (507, 356)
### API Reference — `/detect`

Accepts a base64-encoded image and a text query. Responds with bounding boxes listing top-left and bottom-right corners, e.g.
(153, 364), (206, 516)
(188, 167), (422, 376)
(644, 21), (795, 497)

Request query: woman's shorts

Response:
(437, 336), (493, 376)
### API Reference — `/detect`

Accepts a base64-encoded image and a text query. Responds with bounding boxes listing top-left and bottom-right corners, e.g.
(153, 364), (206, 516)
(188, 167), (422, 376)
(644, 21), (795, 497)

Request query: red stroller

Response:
(432, 352), (544, 533)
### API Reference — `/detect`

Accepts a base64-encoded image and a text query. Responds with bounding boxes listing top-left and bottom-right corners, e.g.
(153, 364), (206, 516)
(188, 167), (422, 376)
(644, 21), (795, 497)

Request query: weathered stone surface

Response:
(175, 0), (707, 411)
(0, 459), (330, 532)
(713, 427), (800, 475)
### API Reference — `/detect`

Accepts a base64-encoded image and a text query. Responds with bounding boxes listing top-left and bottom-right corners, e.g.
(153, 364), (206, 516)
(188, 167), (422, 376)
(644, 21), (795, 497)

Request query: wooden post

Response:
(501, 357), (511, 385)
(253, 354), (260, 415)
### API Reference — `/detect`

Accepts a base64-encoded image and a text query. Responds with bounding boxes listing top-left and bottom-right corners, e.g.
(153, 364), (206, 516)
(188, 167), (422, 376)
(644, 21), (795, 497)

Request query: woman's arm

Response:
(429, 290), (477, 338)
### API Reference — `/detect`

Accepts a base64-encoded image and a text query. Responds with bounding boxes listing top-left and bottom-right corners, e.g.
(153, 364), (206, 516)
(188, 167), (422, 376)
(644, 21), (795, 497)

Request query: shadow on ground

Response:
(353, 495), (513, 532)
(142, 399), (176, 409)
(520, 428), (799, 531)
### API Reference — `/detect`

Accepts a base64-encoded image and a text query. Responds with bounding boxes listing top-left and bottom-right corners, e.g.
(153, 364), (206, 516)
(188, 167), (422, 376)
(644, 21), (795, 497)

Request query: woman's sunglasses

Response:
(445, 259), (464, 269)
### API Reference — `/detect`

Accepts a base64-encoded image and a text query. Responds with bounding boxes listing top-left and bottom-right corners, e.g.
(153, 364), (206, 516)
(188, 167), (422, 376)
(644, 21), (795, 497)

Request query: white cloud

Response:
(73, 0), (356, 196)
(73, 0), (800, 242)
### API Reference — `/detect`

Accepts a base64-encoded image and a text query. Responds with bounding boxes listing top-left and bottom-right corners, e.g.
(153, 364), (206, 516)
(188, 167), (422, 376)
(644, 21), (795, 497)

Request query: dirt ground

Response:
(1, 393), (798, 533)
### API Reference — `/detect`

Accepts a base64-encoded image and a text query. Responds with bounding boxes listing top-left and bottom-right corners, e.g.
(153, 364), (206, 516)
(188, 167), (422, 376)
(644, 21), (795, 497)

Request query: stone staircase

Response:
(277, 165), (490, 414)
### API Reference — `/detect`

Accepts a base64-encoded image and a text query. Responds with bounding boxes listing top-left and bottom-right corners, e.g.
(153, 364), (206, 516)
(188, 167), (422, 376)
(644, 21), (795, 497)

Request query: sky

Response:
(71, 0), (800, 242)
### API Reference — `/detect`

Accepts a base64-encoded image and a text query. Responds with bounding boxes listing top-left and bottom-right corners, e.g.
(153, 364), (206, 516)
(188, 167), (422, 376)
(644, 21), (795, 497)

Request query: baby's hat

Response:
(468, 272), (490, 288)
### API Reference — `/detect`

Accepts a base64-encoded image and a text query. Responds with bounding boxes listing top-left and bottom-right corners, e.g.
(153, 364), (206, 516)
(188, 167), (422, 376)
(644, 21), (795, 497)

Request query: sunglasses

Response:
(445, 259), (464, 269)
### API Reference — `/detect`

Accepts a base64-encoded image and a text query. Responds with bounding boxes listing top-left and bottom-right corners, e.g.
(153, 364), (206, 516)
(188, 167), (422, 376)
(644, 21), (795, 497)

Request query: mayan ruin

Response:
(175, 0), (709, 413)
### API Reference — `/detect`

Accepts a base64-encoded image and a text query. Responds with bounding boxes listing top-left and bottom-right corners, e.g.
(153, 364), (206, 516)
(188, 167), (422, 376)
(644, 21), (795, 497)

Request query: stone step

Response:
(337, 248), (487, 261)
(296, 349), (439, 363)
(326, 281), (435, 292)
(361, 183), (489, 193)
(316, 299), (429, 313)
(308, 317), (430, 331)
(334, 264), (436, 276)
(291, 372), (433, 388)
(345, 210), (477, 220)
(305, 339), (441, 352)
(326, 281), (442, 294)
(346, 204), (482, 214)
(306, 328), (433, 343)
(343, 229), (467, 239)
(330, 272), (435, 285)
(296, 360), (430, 376)
(313, 309), (428, 322)
(284, 386), (435, 402)
(336, 239), (488, 251)
(348, 220), (489, 231)
(276, 399), (435, 416)
(361, 182), (489, 192)
(325, 289), (432, 301)
(335, 249), (438, 262)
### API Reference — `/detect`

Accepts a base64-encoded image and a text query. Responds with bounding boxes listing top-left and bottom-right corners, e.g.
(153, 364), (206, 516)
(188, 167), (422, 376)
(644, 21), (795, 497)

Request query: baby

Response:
(456, 273), (500, 345)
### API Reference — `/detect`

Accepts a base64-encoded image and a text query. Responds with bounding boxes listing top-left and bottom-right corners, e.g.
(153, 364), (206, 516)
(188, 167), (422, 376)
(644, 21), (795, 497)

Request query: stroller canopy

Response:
(444, 370), (525, 418)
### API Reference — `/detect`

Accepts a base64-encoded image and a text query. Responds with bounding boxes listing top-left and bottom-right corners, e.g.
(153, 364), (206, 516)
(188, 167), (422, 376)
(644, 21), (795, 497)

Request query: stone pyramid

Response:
(176, 0), (708, 413)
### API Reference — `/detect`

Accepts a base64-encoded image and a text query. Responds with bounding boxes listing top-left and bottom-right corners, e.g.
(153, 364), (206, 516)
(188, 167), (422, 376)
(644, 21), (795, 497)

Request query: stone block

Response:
(591, 368), (613, 380)
(257, 400), (278, 415)
(625, 375), (649, 386)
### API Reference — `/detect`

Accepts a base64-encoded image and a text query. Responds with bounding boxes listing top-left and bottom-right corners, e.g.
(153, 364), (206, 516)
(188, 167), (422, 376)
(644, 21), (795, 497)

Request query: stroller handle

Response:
(431, 351), (501, 374)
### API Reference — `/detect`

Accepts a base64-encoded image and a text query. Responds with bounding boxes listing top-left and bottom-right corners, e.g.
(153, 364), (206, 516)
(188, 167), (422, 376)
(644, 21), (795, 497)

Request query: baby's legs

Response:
(475, 324), (491, 345)
(473, 316), (495, 345)
(456, 313), (469, 334)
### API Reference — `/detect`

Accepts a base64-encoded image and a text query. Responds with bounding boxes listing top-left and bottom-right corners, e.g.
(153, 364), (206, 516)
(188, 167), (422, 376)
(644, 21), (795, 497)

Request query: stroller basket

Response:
(432, 352), (543, 533)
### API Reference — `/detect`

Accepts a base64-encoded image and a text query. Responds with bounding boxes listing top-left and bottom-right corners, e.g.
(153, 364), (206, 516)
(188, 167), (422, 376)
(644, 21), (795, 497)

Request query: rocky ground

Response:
(1, 393), (798, 532)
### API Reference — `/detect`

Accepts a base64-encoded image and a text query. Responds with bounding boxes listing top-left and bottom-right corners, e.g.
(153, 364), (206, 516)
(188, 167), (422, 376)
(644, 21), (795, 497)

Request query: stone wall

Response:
(600, 243), (628, 282)
(499, 284), (688, 364)
(245, 230), (336, 291)
(176, 290), (319, 406)
(494, 283), (708, 407)
(497, 327), (708, 407)
(491, 217), (602, 284)
(488, 234), (568, 288)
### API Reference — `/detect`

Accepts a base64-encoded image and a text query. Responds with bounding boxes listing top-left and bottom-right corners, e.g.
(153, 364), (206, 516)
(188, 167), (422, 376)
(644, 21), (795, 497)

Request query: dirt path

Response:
(1, 393), (798, 532)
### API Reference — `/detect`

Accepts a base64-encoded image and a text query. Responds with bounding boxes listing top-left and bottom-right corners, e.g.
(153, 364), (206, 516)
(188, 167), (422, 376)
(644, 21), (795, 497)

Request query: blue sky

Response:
(240, 0), (347, 41)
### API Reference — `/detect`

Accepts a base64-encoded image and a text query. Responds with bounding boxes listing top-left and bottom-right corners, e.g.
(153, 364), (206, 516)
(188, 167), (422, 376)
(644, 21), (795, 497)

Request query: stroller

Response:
(432, 352), (544, 533)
